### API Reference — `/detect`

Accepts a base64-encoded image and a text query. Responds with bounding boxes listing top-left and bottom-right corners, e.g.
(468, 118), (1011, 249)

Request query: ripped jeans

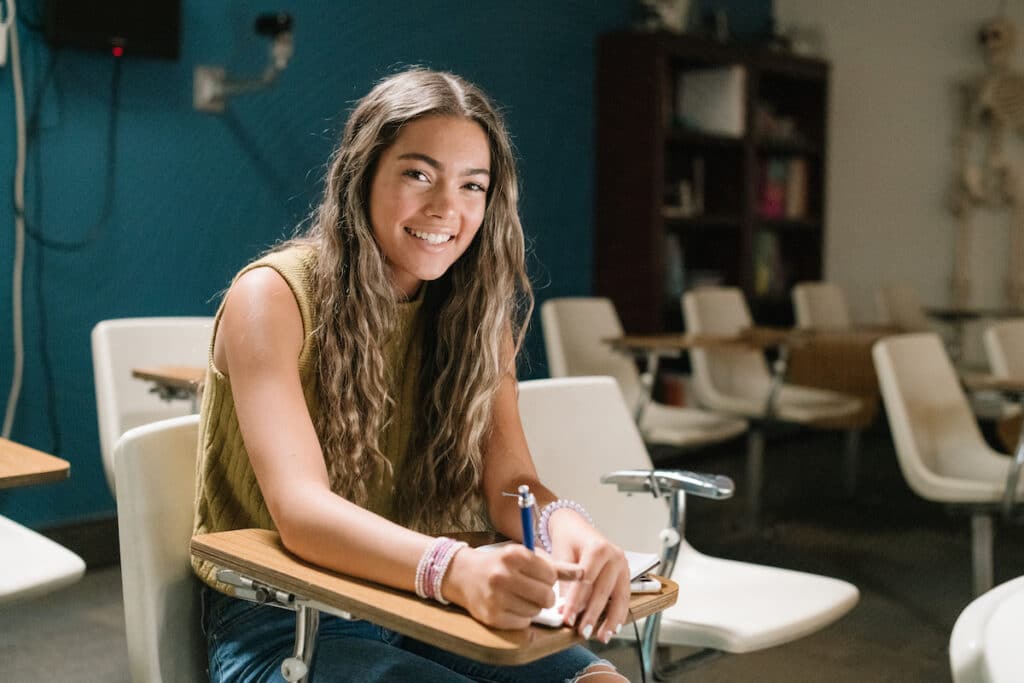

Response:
(202, 587), (615, 682)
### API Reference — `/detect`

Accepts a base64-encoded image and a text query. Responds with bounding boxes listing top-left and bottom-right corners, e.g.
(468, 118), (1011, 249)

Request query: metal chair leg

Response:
(843, 429), (861, 498)
(971, 513), (994, 597)
(281, 604), (320, 682)
(745, 427), (765, 529)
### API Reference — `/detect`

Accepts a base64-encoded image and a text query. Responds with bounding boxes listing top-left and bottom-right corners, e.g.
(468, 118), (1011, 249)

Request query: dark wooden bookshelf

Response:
(594, 31), (830, 332)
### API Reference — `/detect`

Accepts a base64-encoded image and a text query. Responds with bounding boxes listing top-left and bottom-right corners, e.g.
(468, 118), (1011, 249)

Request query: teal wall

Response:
(0, 1), (770, 530)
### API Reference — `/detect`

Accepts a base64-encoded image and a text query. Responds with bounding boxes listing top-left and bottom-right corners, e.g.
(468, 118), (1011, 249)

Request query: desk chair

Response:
(114, 414), (205, 683)
(873, 333), (1024, 595)
(792, 281), (851, 331)
(876, 283), (931, 332)
(0, 514), (85, 607)
(682, 287), (862, 525)
(92, 316), (213, 497)
(950, 574), (1024, 683)
(518, 377), (859, 680)
(540, 297), (747, 450)
(983, 319), (1024, 451)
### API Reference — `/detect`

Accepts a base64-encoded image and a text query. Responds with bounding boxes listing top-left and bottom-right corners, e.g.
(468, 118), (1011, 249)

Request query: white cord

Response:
(2, 0), (26, 439)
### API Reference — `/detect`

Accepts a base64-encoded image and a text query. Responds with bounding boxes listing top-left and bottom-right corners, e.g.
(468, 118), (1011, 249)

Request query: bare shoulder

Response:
(217, 266), (304, 374)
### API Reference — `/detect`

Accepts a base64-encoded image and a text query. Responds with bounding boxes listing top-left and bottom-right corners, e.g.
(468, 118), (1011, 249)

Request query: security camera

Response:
(194, 12), (295, 113)
(255, 13), (293, 38)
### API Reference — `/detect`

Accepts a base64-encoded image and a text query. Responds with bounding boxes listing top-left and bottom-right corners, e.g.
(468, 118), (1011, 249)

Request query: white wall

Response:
(776, 0), (1019, 337)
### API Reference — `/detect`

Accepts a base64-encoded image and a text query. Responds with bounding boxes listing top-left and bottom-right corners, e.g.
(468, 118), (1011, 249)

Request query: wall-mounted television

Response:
(45, 0), (181, 60)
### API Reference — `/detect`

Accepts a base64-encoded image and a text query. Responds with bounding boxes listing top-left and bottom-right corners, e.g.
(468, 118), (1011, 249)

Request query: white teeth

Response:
(407, 228), (453, 245)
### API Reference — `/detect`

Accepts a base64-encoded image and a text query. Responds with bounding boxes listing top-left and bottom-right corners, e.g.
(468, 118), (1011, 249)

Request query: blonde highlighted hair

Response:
(290, 68), (532, 532)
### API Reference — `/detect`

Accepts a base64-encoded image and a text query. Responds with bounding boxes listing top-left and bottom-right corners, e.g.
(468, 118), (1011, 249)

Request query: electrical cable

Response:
(2, 0), (27, 439)
(25, 50), (61, 452)
(25, 54), (120, 251)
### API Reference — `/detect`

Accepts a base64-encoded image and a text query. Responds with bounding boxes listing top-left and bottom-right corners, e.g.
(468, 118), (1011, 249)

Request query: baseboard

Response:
(40, 515), (120, 569)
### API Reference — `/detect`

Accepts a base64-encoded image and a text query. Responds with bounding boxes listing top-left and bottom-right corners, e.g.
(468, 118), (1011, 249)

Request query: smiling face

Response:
(368, 115), (491, 298)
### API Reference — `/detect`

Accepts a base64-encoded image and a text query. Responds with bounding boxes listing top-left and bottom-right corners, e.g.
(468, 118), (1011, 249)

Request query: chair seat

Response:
(654, 542), (858, 653)
(704, 383), (862, 425)
(910, 445), (1024, 504)
(639, 402), (748, 449)
(951, 575), (1024, 682)
(0, 515), (85, 606)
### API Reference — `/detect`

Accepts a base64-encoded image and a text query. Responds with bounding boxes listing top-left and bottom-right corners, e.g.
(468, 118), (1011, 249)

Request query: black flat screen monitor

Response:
(45, 0), (181, 60)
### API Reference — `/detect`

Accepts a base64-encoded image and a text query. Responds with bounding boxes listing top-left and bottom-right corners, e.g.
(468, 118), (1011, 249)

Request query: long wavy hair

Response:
(289, 68), (532, 532)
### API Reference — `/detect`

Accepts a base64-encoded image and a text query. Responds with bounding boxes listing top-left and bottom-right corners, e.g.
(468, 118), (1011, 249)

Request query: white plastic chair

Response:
(91, 317), (213, 497)
(0, 514), (85, 607)
(115, 414), (205, 683)
(518, 377), (859, 680)
(540, 297), (747, 450)
(792, 281), (852, 331)
(984, 319), (1024, 377)
(683, 287), (862, 524)
(950, 574), (1024, 683)
(872, 333), (1023, 595)
(876, 283), (931, 333)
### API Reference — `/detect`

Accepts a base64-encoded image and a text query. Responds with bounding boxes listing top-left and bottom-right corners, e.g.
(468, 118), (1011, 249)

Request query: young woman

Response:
(192, 68), (631, 682)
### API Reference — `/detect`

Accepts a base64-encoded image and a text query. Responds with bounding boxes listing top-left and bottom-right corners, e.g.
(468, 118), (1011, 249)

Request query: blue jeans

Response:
(202, 587), (613, 682)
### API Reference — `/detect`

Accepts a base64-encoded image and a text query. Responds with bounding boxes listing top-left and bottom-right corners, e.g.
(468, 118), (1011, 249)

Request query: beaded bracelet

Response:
(415, 537), (451, 599)
(537, 499), (594, 553)
(415, 537), (468, 604)
(432, 540), (467, 605)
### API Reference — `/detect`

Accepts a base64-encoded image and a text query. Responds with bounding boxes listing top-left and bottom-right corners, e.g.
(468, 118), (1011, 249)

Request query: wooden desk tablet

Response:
(131, 365), (205, 396)
(192, 528), (678, 666)
(0, 438), (70, 490)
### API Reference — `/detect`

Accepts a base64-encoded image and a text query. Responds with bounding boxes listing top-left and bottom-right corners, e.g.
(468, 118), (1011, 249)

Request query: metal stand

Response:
(217, 569), (357, 682)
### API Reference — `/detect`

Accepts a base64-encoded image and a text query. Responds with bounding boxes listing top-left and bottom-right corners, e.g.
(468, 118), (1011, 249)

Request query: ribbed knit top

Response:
(191, 245), (426, 592)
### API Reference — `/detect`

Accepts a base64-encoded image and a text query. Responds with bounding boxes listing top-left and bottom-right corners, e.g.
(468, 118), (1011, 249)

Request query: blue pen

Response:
(516, 484), (536, 551)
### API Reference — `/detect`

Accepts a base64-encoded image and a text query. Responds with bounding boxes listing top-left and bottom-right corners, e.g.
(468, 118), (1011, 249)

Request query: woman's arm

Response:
(475, 368), (632, 643)
(217, 267), (561, 628)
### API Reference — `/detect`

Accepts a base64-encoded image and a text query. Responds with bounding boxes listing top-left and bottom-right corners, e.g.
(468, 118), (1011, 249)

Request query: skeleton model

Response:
(950, 16), (1024, 308)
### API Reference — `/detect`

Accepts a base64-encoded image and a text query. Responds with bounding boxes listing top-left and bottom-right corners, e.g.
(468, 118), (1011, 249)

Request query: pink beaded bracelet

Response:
(537, 499), (594, 553)
(415, 537), (467, 604)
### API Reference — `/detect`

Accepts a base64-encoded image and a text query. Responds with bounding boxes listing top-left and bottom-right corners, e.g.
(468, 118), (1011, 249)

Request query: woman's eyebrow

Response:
(397, 152), (490, 177)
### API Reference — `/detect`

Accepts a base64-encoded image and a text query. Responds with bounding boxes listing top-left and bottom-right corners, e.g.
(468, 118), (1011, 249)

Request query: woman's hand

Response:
(548, 508), (631, 643)
(442, 544), (583, 630)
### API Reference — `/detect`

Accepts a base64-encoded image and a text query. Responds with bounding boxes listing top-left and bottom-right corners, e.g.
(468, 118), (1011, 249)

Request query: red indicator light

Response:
(112, 46), (124, 58)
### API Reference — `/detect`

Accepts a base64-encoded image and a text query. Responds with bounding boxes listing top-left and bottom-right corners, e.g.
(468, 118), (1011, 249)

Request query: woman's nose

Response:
(425, 184), (457, 219)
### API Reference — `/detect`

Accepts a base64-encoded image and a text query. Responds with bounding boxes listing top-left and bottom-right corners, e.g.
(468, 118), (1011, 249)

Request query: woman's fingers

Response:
(575, 563), (618, 640)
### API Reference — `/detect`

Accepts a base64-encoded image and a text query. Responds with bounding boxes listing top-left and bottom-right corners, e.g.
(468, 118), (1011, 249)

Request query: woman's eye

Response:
(403, 169), (429, 182)
(464, 182), (487, 193)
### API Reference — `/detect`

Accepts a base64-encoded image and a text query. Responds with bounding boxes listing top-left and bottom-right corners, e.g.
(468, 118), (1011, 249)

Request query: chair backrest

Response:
(91, 316), (213, 496)
(876, 283), (930, 332)
(517, 377), (666, 554)
(682, 287), (772, 404)
(984, 318), (1024, 377)
(540, 298), (644, 410)
(872, 333), (990, 497)
(792, 281), (851, 331)
(115, 414), (205, 683)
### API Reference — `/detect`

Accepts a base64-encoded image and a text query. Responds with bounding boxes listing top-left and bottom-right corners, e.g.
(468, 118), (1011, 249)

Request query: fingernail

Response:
(582, 623), (593, 640)
(614, 623), (622, 634)
(567, 612), (576, 627)
(601, 630), (613, 644)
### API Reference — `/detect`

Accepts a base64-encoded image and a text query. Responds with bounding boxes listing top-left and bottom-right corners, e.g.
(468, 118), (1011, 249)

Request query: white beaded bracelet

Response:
(432, 541), (467, 605)
(537, 499), (594, 553)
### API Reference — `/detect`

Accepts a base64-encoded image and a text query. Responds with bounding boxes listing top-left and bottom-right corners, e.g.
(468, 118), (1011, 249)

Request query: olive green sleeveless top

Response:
(191, 245), (425, 591)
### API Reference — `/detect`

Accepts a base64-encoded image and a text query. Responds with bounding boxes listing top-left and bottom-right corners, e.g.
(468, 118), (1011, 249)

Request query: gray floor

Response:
(3, 421), (1023, 682)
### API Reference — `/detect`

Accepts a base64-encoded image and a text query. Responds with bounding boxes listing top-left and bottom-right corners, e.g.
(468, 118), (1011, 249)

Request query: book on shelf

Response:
(752, 231), (785, 297)
(663, 233), (685, 301)
(675, 66), (746, 137)
(757, 156), (810, 220)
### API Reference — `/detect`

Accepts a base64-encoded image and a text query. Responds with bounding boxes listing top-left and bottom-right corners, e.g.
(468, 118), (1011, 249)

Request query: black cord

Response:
(25, 54), (121, 251)
(15, 0), (46, 33)
(631, 610), (648, 683)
